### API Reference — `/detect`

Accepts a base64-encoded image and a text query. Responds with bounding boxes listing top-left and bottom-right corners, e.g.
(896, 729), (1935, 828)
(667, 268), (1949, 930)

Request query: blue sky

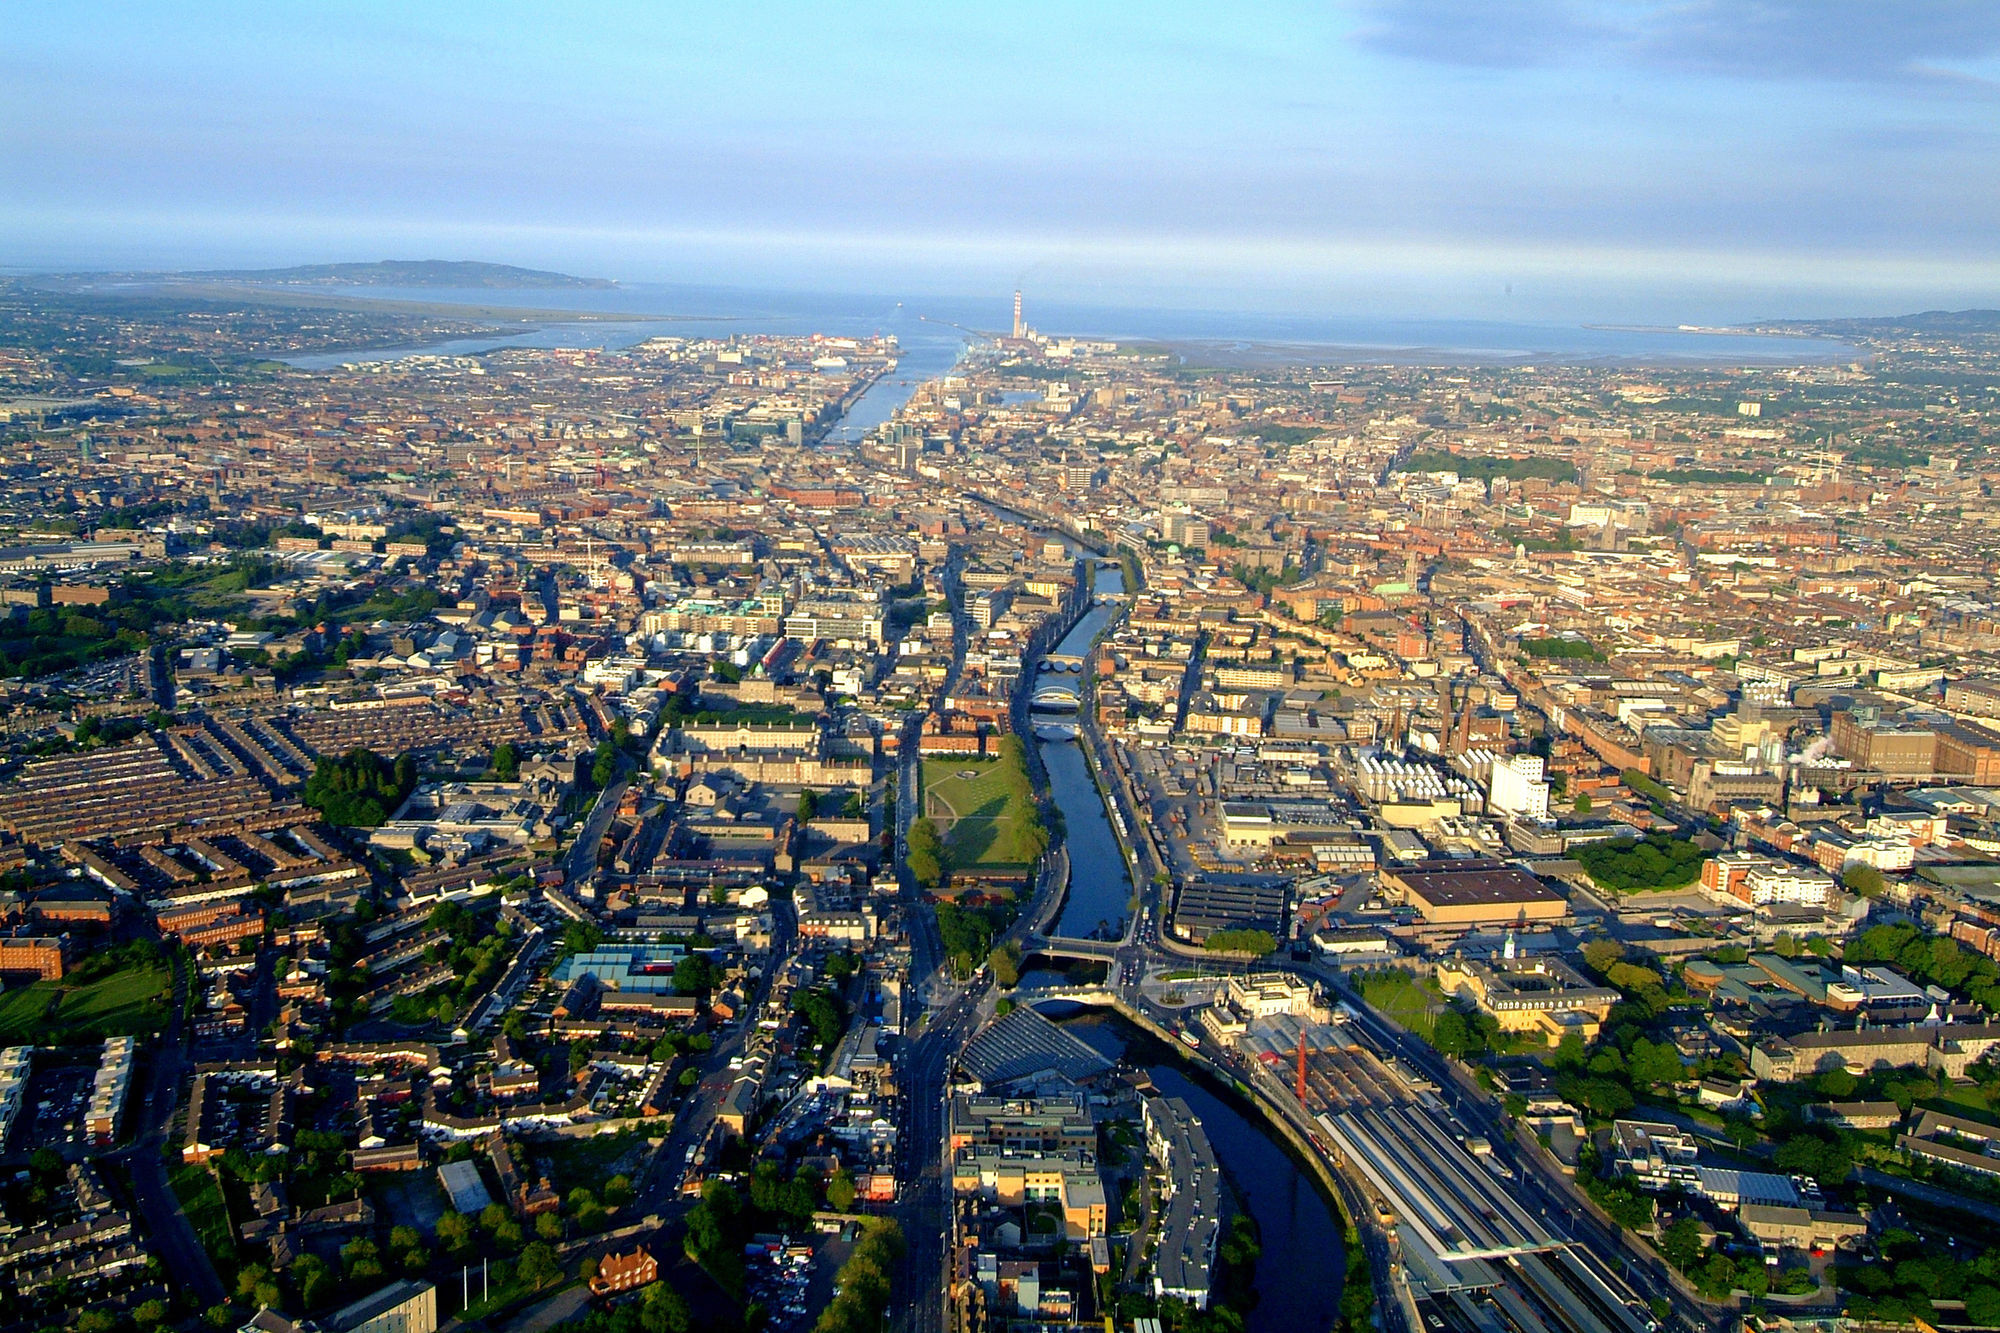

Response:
(5, 1), (2000, 320)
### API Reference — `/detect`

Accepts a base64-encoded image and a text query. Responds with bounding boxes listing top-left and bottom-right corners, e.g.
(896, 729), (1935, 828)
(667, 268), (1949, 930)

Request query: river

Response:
(1039, 566), (1134, 941)
(1067, 1012), (1346, 1333)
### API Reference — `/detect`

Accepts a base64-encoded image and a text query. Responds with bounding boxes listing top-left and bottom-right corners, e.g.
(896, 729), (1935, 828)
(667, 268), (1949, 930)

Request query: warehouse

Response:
(1171, 879), (1288, 943)
(1381, 861), (1568, 930)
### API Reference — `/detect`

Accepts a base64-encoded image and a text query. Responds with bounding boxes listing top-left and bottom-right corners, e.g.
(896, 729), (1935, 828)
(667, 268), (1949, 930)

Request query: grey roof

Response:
(957, 1005), (1112, 1090)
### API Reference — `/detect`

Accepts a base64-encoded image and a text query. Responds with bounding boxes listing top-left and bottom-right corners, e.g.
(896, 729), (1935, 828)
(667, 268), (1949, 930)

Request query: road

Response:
(889, 977), (986, 1333)
(120, 945), (227, 1310)
(628, 900), (795, 1219)
(562, 772), (630, 889)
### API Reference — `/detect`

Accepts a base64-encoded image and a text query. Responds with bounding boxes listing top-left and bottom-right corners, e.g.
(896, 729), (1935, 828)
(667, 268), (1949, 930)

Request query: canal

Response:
(1067, 1011), (1346, 1333)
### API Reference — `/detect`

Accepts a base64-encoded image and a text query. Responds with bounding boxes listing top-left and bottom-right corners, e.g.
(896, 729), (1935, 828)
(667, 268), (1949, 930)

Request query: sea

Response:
(278, 281), (1859, 374)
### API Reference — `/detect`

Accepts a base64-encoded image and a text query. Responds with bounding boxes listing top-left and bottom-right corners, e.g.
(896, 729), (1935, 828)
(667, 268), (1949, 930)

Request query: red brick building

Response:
(0, 935), (65, 980)
(590, 1247), (658, 1295)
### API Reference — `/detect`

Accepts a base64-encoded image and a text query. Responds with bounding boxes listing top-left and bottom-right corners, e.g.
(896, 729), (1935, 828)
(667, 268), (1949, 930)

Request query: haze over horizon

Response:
(8, 2), (2000, 325)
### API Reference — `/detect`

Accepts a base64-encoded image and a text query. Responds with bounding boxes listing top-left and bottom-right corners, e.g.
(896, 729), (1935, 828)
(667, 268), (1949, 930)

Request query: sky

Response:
(5, 1), (2000, 323)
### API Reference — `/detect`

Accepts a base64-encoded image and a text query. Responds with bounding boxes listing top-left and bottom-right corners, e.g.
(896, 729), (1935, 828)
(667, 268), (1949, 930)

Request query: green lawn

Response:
(922, 757), (1043, 869)
(168, 1161), (237, 1278)
(0, 961), (173, 1044)
(1357, 972), (1442, 1041)
(1915, 1084), (2000, 1127)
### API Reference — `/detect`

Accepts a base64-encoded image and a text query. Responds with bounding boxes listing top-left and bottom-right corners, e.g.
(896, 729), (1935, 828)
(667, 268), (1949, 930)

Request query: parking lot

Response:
(12, 1063), (95, 1154)
(747, 1237), (831, 1331)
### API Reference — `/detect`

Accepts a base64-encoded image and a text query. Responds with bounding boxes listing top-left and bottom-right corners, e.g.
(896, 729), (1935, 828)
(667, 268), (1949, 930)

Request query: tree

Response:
(1774, 1132), (1853, 1187)
(1432, 1009), (1470, 1058)
(1967, 1285), (2000, 1326)
(535, 1210), (565, 1240)
(293, 1254), (336, 1308)
(1556, 1072), (1635, 1119)
(133, 1300), (169, 1328)
(1572, 834), (1707, 893)
(987, 944), (1020, 989)
(1574, 792), (1592, 815)
(519, 1240), (560, 1289)
(797, 789), (820, 821)
(436, 1209), (473, 1254)
(592, 738), (618, 787)
(1659, 1217), (1704, 1271)
(303, 747), (416, 827)
(673, 953), (718, 996)
(642, 1283), (693, 1333)
(1552, 1033), (1587, 1069)
(827, 1167), (857, 1212)
(490, 741), (519, 781)
(1203, 928), (1277, 956)
(237, 1262), (272, 1300)
(1627, 1037), (1685, 1088)
(605, 1173), (634, 1206)
(1581, 938), (1624, 978)
(342, 1236), (382, 1277)
(906, 817), (944, 888)
(1843, 863), (1886, 897)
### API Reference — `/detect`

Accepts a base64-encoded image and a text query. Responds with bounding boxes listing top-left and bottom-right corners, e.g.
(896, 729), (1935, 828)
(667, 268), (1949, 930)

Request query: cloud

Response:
(1349, 0), (1620, 69)
(1644, 1), (2000, 84)
(1351, 0), (2000, 87)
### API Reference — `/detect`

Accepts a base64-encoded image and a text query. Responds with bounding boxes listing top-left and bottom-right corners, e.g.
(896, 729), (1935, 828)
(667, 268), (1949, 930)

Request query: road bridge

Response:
(1021, 934), (1121, 963)
(1015, 985), (1117, 1006)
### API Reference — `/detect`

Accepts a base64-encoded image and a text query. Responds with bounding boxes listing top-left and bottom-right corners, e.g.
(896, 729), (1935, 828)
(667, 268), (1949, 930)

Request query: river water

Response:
(1067, 1012), (1345, 1333)
(1039, 566), (1133, 941)
(1043, 740), (1130, 940)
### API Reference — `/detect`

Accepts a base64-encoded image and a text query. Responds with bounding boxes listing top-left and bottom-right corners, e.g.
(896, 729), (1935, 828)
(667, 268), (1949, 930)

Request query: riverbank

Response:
(1062, 1004), (1351, 1333)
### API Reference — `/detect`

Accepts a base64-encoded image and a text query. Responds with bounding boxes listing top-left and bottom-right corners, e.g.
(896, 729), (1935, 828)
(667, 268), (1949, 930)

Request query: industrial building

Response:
(1381, 862), (1568, 929)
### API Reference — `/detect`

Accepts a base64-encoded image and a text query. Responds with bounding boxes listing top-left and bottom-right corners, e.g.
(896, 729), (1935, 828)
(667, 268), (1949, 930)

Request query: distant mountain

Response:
(191, 260), (616, 290)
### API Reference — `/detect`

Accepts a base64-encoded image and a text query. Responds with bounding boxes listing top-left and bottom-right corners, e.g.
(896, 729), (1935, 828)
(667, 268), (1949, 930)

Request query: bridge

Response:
(1029, 683), (1080, 710)
(1013, 984), (1117, 1007)
(1021, 933), (1121, 963)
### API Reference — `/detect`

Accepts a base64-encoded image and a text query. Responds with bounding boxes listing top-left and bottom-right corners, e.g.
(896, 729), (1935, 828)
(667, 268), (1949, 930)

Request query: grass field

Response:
(922, 756), (1043, 870)
(1357, 971), (1442, 1041)
(0, 961), (173, 1045)
(168, 1161), (236, 1278)
(536, 1126), (650, 1194)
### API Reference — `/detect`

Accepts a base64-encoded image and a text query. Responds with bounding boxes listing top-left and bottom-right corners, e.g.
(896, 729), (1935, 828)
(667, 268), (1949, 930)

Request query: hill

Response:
(192, 259), (615, 289)
(1766, 309), (2000, 336)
